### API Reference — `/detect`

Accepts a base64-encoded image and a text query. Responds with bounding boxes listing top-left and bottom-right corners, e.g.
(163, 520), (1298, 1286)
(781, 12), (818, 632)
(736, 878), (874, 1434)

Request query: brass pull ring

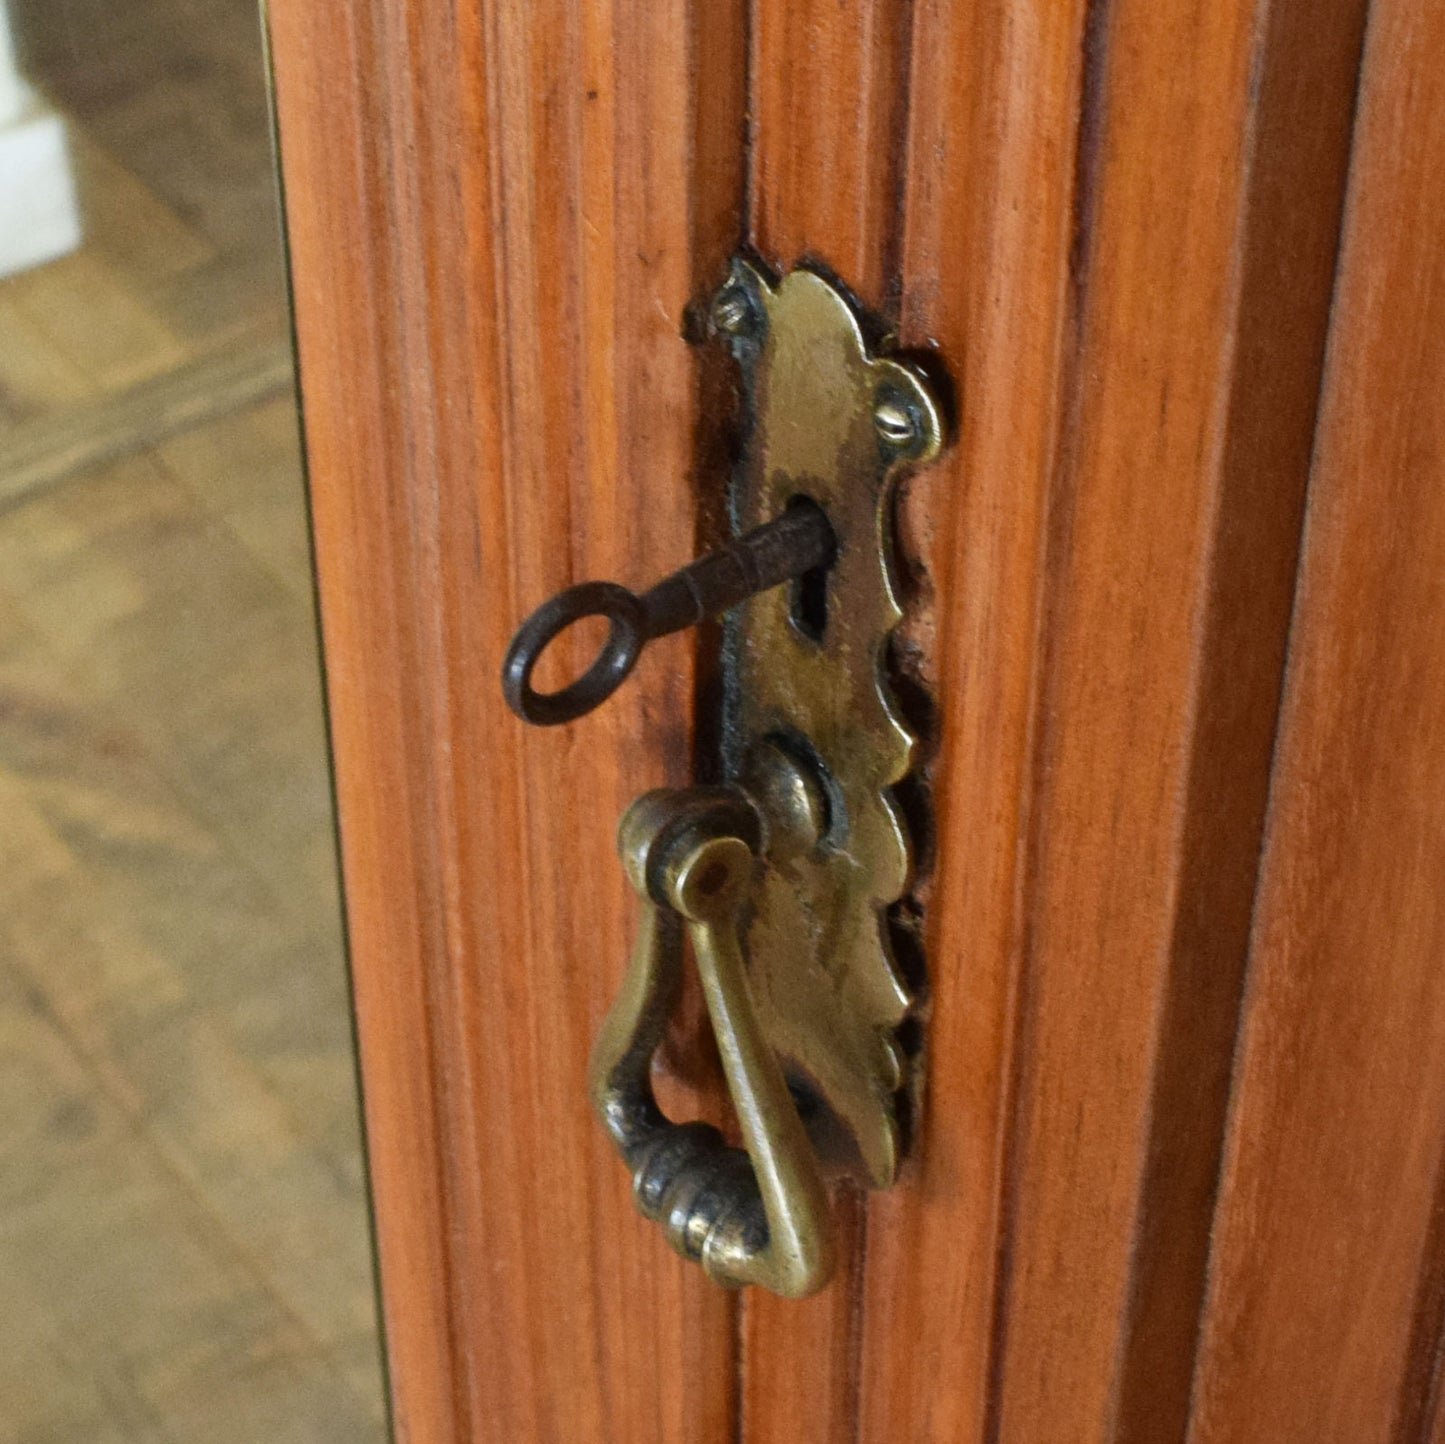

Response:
(588, 789), (834, 1298)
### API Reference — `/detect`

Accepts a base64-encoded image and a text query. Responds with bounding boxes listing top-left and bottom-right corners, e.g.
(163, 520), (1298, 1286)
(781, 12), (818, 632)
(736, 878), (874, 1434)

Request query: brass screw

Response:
(712, 285), (755, 337)
(873, 394), (917, 450)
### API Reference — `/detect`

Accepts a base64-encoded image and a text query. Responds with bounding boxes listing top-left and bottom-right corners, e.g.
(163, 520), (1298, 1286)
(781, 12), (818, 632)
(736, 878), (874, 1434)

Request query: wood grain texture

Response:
(749, 0), (912, 310)
(871, 0), (1369, 1439)
(743, 0), (1368, 1439)
(859, 6), (1091, 1440)
(268, 0), (745, 1440)
(272, 1), (1445, 1440)
(1187, 3), (1445, 1438)
(742, 4), (912, 1440)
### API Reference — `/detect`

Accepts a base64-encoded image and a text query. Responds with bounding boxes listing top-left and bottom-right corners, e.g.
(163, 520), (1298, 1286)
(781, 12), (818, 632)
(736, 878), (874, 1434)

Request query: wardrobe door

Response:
(267, 0), (1445, 1439)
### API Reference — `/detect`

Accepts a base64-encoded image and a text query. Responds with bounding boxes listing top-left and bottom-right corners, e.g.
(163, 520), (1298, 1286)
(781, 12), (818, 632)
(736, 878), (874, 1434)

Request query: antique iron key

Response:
(502, 500), (835, 726)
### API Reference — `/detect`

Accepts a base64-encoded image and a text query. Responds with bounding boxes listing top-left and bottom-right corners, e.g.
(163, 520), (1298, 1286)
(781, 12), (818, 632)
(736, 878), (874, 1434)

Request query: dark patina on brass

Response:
(502, 260), (947, 1297)
(713, 259), (943, 1192)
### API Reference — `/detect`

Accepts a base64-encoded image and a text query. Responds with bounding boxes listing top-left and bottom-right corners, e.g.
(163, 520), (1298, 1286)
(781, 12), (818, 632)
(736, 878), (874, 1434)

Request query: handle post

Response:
(588, 787), (835, 1298)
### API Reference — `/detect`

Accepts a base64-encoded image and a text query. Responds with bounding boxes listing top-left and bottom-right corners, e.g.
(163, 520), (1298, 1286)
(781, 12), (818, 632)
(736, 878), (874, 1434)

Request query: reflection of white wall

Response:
(0, 0), (82, 279)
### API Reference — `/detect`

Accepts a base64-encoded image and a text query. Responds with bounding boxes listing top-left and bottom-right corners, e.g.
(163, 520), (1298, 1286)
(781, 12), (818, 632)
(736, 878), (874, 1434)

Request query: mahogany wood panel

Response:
(1187, 4), (1445, 1438)
(746, 0), (1367, 1441)
(267, 0), (1445, 1439)
(750, 0), (911, 310)
(899, 4), (1370, 1439)
(860, 7), (1092, 1441)
(268, 1), (744, 1440)
(743, 5), (910, 1441)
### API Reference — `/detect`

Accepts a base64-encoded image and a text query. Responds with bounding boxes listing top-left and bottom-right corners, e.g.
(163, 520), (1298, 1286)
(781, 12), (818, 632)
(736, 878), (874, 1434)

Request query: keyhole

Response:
(786, 495), (831, 642)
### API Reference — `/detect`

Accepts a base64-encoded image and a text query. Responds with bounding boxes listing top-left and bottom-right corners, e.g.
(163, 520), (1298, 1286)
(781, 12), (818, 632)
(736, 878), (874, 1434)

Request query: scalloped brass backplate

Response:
(710, 260), (944, 1189)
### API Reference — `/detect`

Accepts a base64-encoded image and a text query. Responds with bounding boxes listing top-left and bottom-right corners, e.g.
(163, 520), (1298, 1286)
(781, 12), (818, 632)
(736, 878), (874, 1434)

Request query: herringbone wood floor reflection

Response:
(0, 1), (386, 1438)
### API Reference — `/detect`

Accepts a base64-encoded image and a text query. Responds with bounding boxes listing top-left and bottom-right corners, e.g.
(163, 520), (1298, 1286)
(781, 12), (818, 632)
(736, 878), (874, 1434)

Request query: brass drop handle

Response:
(589, 787), (835, 1298)
(501, 501), (834, 725)
(502, 260), (952, 1301)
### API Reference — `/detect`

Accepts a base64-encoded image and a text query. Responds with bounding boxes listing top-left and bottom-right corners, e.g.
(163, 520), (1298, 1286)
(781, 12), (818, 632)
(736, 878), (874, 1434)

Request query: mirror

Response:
(0, 1), (387, 1437)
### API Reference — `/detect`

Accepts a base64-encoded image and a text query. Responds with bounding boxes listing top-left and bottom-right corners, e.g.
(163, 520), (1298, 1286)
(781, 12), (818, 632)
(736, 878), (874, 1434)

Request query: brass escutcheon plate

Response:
(711, 260), (944, 1188)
